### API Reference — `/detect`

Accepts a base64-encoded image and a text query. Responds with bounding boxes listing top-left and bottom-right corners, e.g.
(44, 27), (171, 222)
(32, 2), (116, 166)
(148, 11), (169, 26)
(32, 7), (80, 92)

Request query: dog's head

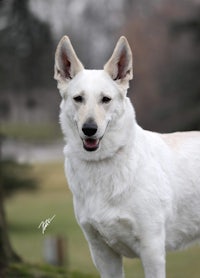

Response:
(54, 36), (134, 160)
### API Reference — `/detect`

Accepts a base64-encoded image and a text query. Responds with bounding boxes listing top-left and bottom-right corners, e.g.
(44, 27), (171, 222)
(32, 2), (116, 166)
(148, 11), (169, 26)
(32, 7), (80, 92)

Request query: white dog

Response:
(54, 36), (200, 278)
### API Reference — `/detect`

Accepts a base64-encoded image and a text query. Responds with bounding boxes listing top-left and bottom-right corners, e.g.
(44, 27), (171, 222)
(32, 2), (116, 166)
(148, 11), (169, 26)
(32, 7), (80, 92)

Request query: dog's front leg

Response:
(82, 226), (124, 278)
(140, 236), (166, 278)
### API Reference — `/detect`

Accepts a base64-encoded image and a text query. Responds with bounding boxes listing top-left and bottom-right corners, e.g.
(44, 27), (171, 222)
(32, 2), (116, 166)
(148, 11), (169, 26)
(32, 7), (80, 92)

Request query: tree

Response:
(168, 10), (200, 130)
(124, 0), (200, 132)
(0, 0), (54, 91)
(0, 186), (21, 271)
(0, 137), (37, 274)
(0, 135), (21, 274)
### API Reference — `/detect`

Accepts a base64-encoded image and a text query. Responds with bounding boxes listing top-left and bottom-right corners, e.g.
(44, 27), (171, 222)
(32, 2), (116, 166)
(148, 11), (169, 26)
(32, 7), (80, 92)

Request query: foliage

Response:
(171, 12), (200, 42)
(165, 10), (200, 131)
(125, 1), (200, 132)
(0, 0), (54, 91)
(0, 159), (37, 197)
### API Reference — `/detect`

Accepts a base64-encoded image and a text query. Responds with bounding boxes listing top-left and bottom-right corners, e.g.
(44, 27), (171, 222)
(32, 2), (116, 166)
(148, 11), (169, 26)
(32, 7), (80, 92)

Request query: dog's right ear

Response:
(54, 36), (84, 89)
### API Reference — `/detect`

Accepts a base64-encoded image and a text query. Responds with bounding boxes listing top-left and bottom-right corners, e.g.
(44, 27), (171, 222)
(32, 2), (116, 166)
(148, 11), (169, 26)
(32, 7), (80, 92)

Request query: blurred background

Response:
(0, 0), (200, 277)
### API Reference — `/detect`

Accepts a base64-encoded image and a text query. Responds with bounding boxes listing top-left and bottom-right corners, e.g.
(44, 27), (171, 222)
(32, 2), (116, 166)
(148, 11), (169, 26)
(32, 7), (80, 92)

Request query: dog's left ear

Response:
(54, 36), (84, 88)
(104, 36), (133, 89)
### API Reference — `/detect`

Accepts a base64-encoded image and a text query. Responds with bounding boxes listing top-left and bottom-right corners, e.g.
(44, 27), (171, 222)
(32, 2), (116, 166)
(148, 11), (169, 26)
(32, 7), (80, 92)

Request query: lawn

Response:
(1, 123), (62, 143)
(5, 161), (200, 277)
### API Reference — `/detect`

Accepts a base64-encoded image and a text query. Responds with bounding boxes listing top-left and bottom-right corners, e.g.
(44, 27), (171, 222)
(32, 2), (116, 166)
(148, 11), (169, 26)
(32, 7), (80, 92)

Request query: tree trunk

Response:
(0, 186), (21, 270)
(0, 136), (21, 274)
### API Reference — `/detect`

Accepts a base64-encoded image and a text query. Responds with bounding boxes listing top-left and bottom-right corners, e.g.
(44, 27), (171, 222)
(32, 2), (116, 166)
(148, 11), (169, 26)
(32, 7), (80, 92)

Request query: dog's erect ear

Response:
(54, 36), (84, 84)
(104, 36), (133, 87)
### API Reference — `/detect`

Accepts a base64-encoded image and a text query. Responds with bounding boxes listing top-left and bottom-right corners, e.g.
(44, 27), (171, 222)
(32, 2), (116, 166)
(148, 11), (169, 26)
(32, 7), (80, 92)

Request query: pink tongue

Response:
(84, 139), (98, 148)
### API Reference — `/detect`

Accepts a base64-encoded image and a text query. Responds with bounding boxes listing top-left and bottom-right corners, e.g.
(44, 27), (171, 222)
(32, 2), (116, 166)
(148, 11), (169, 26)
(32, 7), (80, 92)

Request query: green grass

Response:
(5, 262), (98, 277)
(1, 123), (62, 142)
(5, 262), (69, 277)
(5, 162), (200, 277)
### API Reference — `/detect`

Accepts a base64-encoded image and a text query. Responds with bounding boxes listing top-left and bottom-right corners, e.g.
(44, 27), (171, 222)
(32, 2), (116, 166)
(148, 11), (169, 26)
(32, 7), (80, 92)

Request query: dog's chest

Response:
(66, 155), (140, 257)
(74, 189), (139, 258)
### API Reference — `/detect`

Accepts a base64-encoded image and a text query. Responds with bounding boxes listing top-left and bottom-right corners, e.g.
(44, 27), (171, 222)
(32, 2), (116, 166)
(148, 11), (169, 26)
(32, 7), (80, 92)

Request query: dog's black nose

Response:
(82, 119), (98, 137)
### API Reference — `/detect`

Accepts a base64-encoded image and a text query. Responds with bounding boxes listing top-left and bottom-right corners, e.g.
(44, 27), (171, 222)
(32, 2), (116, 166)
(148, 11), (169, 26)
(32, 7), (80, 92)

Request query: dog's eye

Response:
(102, 96), (112, 104)
(73, 96), (83, 103)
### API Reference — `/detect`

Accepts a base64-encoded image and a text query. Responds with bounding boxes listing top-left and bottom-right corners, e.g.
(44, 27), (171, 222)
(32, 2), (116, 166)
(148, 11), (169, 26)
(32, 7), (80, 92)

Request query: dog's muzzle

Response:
(82, 118), (100, 152)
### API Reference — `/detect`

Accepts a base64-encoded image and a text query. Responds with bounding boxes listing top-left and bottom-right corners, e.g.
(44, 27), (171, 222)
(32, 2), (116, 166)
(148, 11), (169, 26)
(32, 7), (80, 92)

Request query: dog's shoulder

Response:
(159, 131), (200, 150)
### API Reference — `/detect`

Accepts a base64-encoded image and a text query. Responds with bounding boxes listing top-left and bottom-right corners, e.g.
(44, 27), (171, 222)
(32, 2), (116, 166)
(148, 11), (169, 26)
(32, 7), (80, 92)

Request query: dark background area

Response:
(0, 0), (199, 132)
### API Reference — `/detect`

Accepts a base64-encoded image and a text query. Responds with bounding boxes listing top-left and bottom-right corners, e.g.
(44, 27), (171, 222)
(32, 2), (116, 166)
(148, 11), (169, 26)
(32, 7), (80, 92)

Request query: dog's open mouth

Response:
(83, 138), (100, 152)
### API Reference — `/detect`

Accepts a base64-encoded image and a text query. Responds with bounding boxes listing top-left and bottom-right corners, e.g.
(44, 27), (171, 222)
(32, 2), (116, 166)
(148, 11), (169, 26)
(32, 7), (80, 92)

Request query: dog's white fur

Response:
(55, 36), (200, 278)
